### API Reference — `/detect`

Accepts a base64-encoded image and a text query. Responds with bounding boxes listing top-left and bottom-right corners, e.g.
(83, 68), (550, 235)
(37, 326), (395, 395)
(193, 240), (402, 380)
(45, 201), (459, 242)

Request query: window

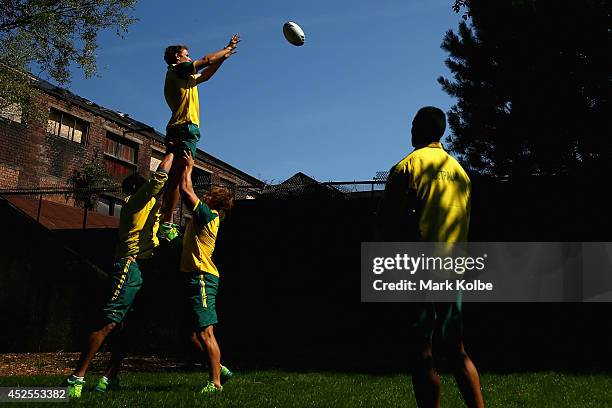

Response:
(96, 196), (123, 218)
(192, 168), (212, 189)
(96, 197), (111, 216)
(191, 167), (212, 198)
(150, 150), (164, 171)
(104, 132), (138, 178)
(114, 201), (123, 217)
(219, 177), (237, 190)
(105, 132), (137, 162)
(47, 108), (88, 143)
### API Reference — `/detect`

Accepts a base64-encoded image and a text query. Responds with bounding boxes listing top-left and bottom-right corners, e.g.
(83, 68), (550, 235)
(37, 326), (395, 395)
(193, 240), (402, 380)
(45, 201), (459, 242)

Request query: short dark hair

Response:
(122, 173), (146, 195)
(414, 106), (446, 141)
(203, 186), (234, 219)
(164, 45), (188, 65)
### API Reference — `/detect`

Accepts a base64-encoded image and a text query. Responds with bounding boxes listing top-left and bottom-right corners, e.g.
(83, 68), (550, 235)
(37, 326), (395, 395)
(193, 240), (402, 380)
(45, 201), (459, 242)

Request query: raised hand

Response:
(182, 150), (194, 170)
(223, 34), (240, 58)
(226, 34), (240, 50)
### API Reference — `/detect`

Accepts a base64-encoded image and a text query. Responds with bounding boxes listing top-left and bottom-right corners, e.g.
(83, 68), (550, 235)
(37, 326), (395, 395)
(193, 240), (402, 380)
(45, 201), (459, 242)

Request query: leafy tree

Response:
(440, 0), (611, 177)
(0, 0), (137, 120)
(452, 0), (470, 20)
(67, 149), (116, 210)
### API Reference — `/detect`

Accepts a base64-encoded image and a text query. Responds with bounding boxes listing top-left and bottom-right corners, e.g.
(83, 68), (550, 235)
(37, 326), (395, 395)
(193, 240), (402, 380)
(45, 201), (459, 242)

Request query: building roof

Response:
(33, 77), (264, 187)
(281, 172), (320, 186)
(4, 196), (118, 230)
(258, 172), (345, 199)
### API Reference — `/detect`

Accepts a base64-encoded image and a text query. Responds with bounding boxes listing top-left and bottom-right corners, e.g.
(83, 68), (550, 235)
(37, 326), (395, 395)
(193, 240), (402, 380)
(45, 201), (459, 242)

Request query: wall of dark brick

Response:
(0, 91), (258, 196)
(0, 163), (19, 189)
(0, 118), (27, 187)
(149, 138), (246, 187)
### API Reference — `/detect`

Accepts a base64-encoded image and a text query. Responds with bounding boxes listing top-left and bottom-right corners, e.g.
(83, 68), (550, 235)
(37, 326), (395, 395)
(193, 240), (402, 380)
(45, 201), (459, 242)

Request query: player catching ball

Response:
(158, 34), (240, 242)
(178, 150), (234, 393)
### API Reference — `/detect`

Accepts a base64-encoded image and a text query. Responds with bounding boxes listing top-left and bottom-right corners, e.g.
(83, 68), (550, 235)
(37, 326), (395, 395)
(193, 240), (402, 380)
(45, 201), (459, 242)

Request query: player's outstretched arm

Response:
(150, 150), (174, 198)
(126, 152), (175, 210)
(196, 61), (224, 84)
(193, 34), (240, 72)
(179, 150), (200, 212)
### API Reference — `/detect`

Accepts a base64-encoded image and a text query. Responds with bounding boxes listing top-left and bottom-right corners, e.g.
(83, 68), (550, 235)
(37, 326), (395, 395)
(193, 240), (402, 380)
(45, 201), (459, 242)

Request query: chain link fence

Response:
(0, 176), (390, 229)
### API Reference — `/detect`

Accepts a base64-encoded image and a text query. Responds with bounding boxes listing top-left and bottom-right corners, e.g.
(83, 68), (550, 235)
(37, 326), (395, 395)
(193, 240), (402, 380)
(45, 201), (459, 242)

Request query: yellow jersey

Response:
(380, 142), (471, 242)
(180, 200), (220, 276)
(164, 62), (200, 128)
(115, 171), (168, 259)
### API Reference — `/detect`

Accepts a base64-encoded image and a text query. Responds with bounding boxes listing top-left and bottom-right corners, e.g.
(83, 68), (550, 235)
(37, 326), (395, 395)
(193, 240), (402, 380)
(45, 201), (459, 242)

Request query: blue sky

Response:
(65, 0), (463, 183)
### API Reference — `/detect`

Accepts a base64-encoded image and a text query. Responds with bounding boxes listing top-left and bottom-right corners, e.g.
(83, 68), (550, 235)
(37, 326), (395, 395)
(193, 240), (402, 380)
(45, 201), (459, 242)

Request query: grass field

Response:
(1, 371), (611, 407)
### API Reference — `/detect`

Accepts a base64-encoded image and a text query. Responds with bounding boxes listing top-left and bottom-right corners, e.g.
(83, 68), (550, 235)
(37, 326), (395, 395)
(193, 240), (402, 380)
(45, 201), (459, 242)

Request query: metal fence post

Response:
(37, 194), (43, 221)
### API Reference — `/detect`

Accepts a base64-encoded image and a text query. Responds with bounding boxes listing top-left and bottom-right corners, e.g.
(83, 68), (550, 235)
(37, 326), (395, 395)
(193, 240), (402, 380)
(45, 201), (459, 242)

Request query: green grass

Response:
(1, 371), (611, 407)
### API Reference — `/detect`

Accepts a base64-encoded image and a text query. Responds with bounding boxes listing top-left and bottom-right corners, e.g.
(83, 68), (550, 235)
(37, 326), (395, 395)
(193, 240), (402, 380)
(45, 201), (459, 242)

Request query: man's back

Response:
(390, 142), (471, 242)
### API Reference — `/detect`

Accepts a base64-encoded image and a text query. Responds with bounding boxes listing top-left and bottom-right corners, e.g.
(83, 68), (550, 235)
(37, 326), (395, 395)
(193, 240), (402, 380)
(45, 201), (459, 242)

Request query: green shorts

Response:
(183, 272), (219, 329)
(413, 291), (463, 342)
(102, 258), (143, 324)
(166, 123), (200, 157)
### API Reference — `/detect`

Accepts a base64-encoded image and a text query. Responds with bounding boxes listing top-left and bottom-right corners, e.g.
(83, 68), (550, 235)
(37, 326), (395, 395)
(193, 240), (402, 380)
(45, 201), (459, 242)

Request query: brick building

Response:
(0, 77), (263, 226)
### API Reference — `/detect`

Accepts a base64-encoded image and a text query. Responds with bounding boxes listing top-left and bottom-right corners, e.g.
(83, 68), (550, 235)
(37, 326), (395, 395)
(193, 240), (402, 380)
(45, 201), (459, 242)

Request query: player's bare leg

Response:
(73, 322), (117, 377)
(103, 322), (127, 380)
(411, 340), (441, 408)
(188, 330), (205, 364)
(103, 350), (125, 380)
(160, 158), (185, 226)
(447, 341), (485, 408)
(196, 325), (222, 388)
(191, 329), (232, 385)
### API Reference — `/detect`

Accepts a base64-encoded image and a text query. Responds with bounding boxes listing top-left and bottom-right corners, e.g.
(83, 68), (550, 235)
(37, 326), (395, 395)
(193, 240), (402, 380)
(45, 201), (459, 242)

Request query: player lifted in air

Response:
(178, 150), (234, 393)
(64, 151), (174, 398)
(158, 34), (240, 242)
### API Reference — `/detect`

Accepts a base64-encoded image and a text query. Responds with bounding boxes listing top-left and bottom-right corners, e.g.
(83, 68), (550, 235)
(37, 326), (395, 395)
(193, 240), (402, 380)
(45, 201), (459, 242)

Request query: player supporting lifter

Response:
(65, 151), (174, 398)
(157, 34), (240, 242)
(178, 150), (234, 393)
(377, 107), (484, 408)
(180, 151), (234, 393)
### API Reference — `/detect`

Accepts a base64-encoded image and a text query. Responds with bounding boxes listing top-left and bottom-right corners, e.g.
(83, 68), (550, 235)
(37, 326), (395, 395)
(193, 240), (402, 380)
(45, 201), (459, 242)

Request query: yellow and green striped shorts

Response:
(183, 272), (219, 329)
(102, 257), (143, 324)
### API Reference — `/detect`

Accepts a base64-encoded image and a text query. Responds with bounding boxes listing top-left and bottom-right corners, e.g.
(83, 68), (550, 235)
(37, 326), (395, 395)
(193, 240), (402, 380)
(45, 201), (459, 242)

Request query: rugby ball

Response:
(283, 21), (305, 46)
